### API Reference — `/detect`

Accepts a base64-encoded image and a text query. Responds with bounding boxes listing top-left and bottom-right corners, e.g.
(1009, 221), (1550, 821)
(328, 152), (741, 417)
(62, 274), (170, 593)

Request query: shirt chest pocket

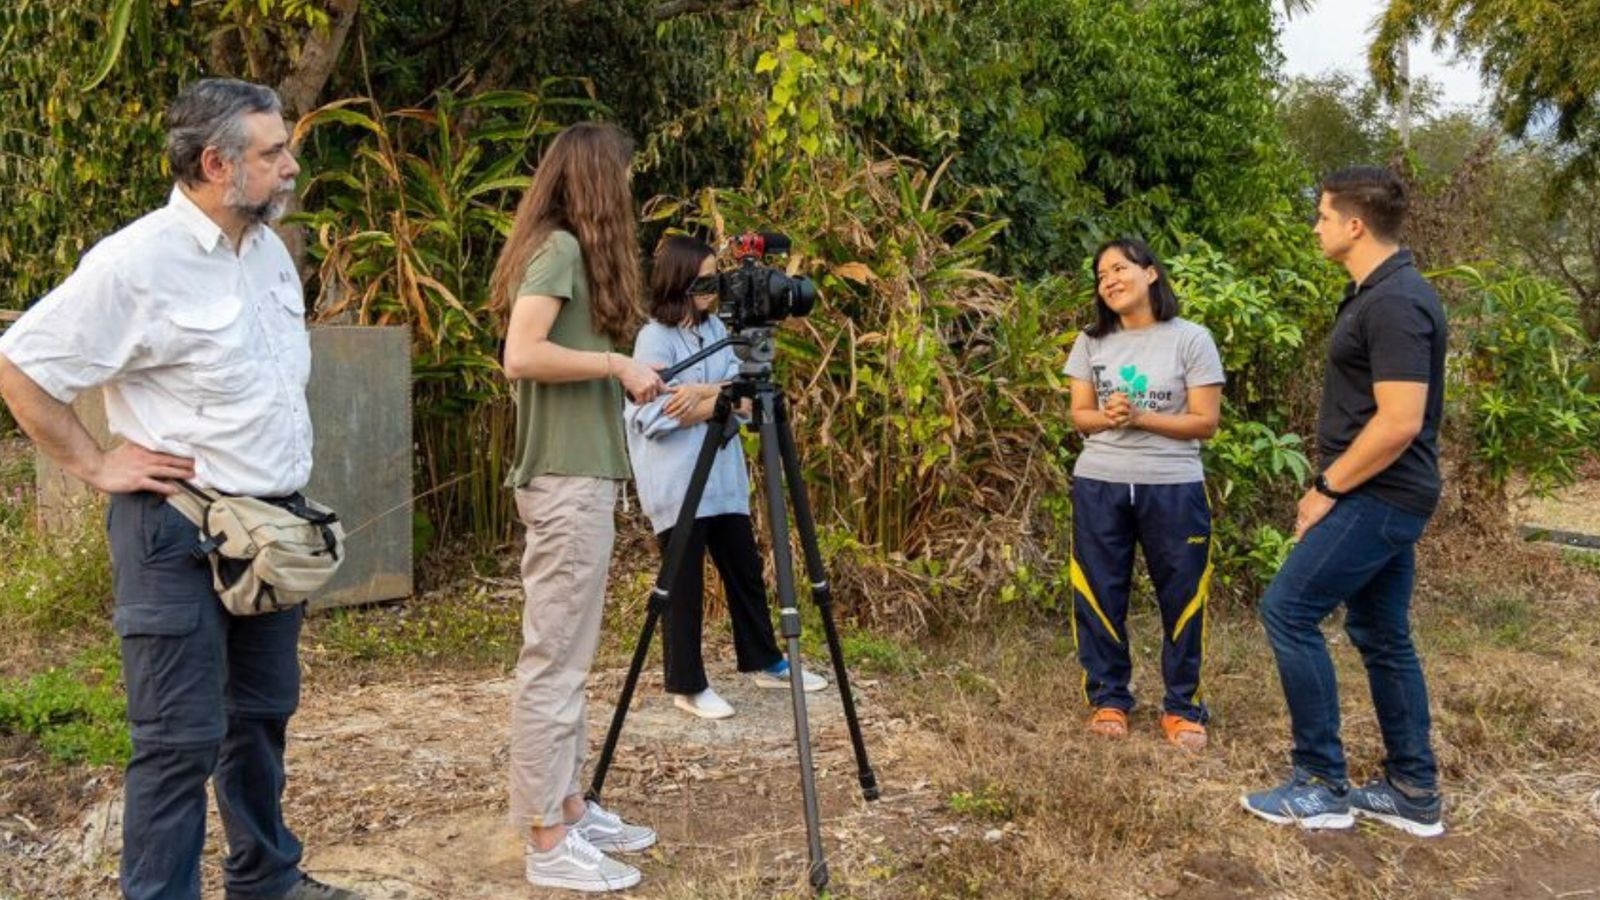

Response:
(269, 284), (312, 388)
(170, 295), (257, 401)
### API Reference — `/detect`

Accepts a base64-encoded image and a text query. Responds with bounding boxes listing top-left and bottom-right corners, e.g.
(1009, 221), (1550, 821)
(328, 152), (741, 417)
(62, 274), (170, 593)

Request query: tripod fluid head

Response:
(656, 325), (781, 389)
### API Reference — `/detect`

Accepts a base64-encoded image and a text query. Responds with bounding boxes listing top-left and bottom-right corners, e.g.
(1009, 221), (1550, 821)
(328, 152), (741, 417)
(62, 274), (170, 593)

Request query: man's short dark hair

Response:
(1319, 166), (1407, 243)
(165, 79), (283, 187)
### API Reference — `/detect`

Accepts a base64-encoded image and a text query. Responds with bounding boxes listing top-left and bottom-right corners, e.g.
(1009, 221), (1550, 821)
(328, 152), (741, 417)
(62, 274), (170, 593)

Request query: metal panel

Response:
(303, 326), (413, 608)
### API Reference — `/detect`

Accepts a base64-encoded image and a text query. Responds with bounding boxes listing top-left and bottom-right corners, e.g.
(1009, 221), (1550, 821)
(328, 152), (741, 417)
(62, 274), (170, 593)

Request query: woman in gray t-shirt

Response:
(1063, 238), (1225, 751)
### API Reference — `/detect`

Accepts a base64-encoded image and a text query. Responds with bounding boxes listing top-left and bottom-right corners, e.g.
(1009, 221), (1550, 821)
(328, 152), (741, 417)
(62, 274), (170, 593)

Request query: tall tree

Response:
(1371, 1), (1600, 180)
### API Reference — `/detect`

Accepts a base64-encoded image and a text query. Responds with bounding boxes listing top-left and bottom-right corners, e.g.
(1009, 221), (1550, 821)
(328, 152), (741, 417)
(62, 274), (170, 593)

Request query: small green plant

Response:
(0, 452), (35, 533)
(840, 630), (924, 675)
(946, 784), (1011, 821)
(0, 645), (129, 766)
(309, 586), (523, 668)
(0, 507), (112, 637)
(1560, 548), (1600, 575)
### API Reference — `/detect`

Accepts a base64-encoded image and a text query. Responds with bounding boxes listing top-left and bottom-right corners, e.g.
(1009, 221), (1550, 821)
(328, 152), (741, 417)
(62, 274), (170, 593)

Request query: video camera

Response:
(689, 232), (818, 332)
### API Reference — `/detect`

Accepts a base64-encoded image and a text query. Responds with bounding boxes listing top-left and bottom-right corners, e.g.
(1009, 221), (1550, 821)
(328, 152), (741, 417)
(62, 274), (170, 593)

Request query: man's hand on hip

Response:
(87, 442), (196, 495)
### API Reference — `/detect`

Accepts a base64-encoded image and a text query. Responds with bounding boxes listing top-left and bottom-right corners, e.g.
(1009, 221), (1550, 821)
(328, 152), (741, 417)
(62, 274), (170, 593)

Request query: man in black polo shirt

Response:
(1241, 166), (1447, 837)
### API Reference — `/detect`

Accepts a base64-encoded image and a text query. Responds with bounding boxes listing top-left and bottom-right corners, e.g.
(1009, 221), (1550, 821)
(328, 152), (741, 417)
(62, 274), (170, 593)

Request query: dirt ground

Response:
(1, 653), (951, 899)
(5, 638), (1600, 900)
(4, 445), (1600, 898)
(1512, 478), (1600, 538)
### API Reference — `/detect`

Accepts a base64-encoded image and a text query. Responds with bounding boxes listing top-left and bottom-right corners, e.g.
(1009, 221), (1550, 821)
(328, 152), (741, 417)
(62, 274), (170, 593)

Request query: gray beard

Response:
(225, 175), (295, 225)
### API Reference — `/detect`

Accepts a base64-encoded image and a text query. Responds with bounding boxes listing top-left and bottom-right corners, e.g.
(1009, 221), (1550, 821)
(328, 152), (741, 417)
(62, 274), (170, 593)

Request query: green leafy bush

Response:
(0, 0), (201, 307)
(292, 86), (598, 547)
(1440, 265), (1600, 495)
(0, 647), (129, 766)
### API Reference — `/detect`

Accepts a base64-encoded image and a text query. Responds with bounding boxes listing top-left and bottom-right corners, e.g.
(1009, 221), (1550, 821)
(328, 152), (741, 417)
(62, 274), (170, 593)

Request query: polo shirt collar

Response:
(1344, 249), (1415, 301)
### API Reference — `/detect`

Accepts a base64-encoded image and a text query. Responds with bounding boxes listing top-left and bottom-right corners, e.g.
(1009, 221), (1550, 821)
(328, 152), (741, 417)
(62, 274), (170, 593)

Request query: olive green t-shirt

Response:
(505, 229), (631, 486)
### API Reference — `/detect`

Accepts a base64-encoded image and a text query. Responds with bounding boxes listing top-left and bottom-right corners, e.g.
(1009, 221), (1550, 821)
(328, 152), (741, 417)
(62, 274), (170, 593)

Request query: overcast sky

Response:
(1279, 0), (1488, 113)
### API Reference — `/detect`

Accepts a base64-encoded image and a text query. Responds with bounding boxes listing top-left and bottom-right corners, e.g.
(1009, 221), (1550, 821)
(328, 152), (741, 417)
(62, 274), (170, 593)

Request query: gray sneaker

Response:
(1349, 777), (1445, 837)
(525, 829), (642, 893)
(1241, 769), (1355, 830)
(573, 799), (658, 853)
(265, 875), (364, 900)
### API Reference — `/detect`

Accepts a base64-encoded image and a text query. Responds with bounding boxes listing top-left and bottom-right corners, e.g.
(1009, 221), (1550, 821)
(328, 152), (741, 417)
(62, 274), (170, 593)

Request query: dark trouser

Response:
(108, 493), (304, 900)
(655, 514), (783, 695)
(1258, 492), (1438, 792)
(1070, 477), (1212, 723)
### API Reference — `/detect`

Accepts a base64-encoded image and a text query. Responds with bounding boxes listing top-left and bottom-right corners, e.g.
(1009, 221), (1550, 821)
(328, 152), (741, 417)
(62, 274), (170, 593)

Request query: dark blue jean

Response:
(1258, 492), (1438, 793)
(108, 493), (305, 900)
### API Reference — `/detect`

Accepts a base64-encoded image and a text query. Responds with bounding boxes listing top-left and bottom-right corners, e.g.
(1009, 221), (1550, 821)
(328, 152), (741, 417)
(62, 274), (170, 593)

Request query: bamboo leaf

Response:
(82, 0), (135, 91)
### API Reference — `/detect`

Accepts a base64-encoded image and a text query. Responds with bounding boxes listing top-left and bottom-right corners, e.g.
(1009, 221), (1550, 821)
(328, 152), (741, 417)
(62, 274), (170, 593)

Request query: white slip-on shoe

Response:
(672, 686), (735, 719)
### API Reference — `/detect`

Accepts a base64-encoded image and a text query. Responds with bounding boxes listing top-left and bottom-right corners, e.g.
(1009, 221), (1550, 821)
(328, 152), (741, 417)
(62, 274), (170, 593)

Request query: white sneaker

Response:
(525, 830), (641, 893)
(752, 659), (828, 692)
(573, 799), (658, 853)
(673, 687), (735, 719)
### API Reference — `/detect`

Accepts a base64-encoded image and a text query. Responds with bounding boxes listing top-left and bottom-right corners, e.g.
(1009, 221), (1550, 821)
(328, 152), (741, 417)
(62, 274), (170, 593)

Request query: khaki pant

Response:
(508, 476), (618, 828)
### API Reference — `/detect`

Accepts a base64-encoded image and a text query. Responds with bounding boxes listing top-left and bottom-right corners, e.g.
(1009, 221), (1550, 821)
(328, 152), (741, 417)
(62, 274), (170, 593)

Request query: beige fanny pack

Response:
(166, 482), (346, 616)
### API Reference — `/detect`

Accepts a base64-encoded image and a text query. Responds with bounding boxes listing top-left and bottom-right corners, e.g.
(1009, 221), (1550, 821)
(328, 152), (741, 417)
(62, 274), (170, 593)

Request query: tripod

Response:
(587, 327), (879, 893)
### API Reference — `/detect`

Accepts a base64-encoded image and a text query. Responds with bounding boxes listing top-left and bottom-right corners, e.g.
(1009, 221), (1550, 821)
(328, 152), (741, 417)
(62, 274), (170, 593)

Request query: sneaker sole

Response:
(1353, 807), (1445, 838)
(752, 676), (828, 692)
(526, 868), (643, 893)
(1239, 796), (1355, 830)
(586, 831), (659, 853)
(672, 697), (735, 719)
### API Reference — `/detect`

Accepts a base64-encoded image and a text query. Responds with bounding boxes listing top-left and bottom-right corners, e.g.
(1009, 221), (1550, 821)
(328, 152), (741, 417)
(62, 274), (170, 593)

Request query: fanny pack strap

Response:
(166, 482), (220, 559)
(165, 482), (341, 561)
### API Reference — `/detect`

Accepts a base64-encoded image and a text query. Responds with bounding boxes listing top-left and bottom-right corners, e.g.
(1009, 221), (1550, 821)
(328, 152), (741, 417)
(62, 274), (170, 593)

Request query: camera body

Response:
(689, 232), (818, 332)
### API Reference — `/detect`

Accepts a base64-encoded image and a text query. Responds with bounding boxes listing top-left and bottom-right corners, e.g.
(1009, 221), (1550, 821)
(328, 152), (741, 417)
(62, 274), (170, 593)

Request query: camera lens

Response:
(764, 271), (817, 320)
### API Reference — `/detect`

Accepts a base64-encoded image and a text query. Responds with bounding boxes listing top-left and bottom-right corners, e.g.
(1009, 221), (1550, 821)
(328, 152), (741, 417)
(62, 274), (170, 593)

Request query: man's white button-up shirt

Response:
(0, 186), (314, 496)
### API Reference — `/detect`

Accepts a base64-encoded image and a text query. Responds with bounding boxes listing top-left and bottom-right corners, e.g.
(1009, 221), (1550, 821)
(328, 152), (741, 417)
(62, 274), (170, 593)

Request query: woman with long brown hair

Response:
(492, 121), (665, 893)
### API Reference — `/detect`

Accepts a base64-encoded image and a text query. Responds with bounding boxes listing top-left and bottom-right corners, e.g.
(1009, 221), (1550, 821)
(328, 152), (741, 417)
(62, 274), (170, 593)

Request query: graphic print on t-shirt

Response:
(1090, 363), (1175, 411)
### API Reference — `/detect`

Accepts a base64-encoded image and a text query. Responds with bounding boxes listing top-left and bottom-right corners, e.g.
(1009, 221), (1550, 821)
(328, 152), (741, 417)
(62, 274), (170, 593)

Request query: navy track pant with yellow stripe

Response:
(1070, 476), (1213, 724)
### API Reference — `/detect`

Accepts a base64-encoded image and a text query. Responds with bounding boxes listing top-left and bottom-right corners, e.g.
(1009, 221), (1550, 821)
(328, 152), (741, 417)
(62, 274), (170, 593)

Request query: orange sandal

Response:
(1161, 713), (1207, 751)
(1088, 707), (1129, 738)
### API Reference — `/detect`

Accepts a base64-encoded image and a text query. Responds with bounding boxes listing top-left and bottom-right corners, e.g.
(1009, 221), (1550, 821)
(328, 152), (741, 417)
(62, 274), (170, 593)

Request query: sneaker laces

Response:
(562, 830), (604, 866)
(586, 801), (623, 829)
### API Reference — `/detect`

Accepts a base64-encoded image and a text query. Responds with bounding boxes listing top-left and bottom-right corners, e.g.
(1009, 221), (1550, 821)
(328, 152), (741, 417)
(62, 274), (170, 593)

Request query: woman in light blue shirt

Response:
(625, 236), (826, 719)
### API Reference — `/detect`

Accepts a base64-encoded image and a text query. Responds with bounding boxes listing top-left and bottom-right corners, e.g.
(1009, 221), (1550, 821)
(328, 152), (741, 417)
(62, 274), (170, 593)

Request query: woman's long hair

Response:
(1085, 237), (1180, 338)
(648, 236), (715, 327)
(489, 122), (642, 343)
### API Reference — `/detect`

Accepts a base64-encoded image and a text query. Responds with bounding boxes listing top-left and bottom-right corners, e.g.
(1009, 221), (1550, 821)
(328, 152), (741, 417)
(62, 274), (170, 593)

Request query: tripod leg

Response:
(774, 394), (881, 801)
(588, 397), (741, 803)
(754, 391), (830, 892)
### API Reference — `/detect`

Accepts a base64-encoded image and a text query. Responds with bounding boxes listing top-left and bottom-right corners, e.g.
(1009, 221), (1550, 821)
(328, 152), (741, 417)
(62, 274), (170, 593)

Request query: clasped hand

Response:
(1103, 391), (1136, 429)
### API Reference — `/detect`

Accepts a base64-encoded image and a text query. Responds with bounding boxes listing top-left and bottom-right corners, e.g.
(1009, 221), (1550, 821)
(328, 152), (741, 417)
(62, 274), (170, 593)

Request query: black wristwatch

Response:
(1313, 472), (1348, 501)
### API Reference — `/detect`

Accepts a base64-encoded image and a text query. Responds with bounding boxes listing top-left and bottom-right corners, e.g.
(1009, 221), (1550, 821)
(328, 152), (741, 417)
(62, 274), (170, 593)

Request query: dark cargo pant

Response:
(109, 492), (304, 900)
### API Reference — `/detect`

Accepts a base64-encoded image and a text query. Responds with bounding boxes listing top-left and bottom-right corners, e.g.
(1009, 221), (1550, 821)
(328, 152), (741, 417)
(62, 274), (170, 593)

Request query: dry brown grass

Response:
(875, 526), (1600, 899)
(4, 519), (1600, 899)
